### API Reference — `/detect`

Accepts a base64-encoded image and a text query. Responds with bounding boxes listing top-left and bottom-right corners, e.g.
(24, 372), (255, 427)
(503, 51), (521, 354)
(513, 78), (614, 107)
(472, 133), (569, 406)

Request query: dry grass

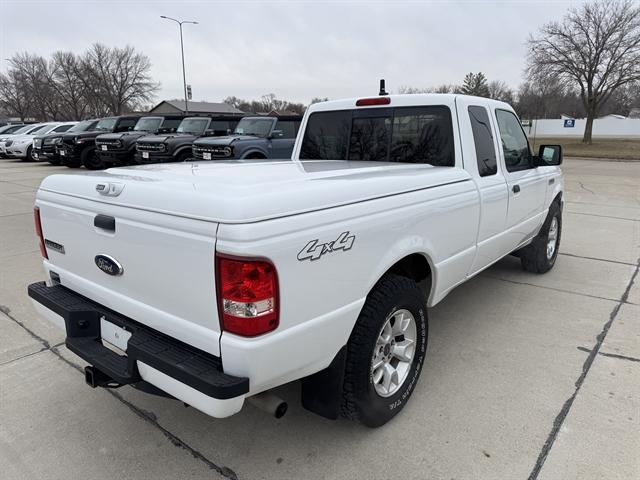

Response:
(527, 136), (640, 160)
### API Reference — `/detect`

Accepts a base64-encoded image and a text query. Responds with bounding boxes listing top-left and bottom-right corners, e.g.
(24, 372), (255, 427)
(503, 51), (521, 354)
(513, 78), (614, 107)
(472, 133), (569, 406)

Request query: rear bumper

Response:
(28, 281), (248, 417)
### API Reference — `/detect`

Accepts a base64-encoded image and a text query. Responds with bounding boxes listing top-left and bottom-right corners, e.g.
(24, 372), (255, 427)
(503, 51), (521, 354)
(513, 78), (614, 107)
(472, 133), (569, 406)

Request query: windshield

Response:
(233, 118), (274, 138)
(68, 120), (95, 132)
(176, 118), (209, 135)
(0, 124), (22, 134)
(94, 118), (118, 131)
(134, 117), (163, 132)
(26, 124), (51, 134)
(10, 125), (33, 134)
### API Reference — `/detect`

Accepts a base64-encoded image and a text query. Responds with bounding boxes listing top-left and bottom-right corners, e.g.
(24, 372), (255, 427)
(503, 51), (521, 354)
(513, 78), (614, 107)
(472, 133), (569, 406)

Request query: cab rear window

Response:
(300, 106), (454, 166)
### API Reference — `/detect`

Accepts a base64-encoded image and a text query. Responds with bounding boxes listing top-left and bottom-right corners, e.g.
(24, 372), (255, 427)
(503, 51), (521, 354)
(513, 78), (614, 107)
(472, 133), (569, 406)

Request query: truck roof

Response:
(308, 93), (513, 113)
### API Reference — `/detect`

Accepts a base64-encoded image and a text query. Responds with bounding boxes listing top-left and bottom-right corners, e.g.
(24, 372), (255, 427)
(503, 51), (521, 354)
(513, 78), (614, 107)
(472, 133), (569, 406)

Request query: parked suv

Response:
(58, 115), (144, 169)
(33, 120), (100, 165)
(2, 123), (75, 161)
(192, 115), (301, 161)
(134, 116), (240, 164)
(95, 115), (185, 168)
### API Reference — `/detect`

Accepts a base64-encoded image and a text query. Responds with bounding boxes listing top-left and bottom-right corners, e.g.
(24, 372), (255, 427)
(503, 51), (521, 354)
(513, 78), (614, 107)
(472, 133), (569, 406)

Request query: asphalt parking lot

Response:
(1, 158), (638, 480)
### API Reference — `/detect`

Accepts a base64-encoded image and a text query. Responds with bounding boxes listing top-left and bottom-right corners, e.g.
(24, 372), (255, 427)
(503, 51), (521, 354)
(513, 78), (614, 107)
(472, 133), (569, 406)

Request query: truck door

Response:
(494, 109), (548, 250)
(269, 119), (300, 159)
(456, 98), (510, 274)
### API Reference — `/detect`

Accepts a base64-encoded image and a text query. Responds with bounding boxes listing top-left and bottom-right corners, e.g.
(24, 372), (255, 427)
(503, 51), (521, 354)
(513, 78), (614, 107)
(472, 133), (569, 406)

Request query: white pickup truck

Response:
(29, 93), (563, 427)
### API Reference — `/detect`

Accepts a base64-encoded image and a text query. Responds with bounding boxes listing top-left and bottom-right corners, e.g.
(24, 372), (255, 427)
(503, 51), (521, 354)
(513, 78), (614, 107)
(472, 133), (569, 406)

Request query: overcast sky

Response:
(1, 0), (586, 105)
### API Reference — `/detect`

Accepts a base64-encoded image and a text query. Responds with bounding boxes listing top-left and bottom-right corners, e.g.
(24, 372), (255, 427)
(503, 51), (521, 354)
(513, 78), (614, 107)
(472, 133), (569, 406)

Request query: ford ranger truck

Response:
(58, 115), (144, 169)
(94, 115), (186, 169)
(192, 115), (301, 160)
(28, 94), (563, 427)
(134, 116), (241, 164)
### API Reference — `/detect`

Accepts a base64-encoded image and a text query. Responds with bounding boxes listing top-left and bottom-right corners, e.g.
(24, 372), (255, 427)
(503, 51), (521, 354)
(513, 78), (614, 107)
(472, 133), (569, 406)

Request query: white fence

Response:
(524, 118), (640, 138)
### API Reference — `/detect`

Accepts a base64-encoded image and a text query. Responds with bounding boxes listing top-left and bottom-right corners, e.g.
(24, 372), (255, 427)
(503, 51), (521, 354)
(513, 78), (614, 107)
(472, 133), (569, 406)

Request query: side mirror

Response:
(203, 129), (215, 137)
(536, 144), (563, 166)
(270, 129), (284, 139)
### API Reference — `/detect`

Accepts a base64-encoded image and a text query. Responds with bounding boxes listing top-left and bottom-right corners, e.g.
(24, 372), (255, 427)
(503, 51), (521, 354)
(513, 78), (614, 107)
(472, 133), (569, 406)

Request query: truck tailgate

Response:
(36, 189), (221, 356)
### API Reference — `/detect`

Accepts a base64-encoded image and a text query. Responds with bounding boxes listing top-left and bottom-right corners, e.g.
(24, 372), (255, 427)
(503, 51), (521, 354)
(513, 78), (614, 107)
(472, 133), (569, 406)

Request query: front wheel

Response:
(23, 146), (34, 162)
(81, 148), (105, 170)
(341, 274), (428, 427)
(520, 202), (562, 273)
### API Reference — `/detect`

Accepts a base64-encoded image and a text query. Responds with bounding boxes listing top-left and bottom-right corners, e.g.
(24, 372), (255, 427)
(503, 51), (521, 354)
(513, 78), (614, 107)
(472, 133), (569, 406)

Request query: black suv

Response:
(94, 115), (185, 168)
(58, 115), (144, 169)
(134, 116), (241, 164)
(192, 115), (301, 161)
(33, 119), (100, 165)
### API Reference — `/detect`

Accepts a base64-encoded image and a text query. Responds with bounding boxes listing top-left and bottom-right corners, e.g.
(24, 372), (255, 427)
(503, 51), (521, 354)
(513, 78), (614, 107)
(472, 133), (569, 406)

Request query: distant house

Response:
(599, 113), (626, 120)
(149, 100), (244, 116)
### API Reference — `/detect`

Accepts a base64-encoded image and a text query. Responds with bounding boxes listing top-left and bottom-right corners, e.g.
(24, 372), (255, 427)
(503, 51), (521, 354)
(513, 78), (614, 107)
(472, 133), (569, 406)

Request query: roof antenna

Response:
(379, 79), (388, 96)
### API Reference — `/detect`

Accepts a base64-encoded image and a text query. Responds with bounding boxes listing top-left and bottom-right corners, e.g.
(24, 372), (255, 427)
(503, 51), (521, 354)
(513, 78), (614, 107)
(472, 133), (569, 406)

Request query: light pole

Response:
(160, 15), (198, 114)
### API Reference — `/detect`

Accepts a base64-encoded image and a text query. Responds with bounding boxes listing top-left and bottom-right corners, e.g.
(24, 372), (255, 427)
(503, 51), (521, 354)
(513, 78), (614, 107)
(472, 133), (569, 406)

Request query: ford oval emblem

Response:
(94, 255), (124, 276)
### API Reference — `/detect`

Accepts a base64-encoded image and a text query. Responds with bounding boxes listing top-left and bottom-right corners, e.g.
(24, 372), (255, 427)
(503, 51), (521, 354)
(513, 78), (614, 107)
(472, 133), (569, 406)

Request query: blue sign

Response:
(564, 119), (575, 128)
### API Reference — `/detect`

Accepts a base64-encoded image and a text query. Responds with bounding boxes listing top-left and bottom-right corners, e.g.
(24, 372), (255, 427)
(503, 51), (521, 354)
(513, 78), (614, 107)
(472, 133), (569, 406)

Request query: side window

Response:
(468, 106), (497, 176)
(277, 120), (299, 139)
(390, 106), (454, 166)
(209, 121), (232, 135)
(300, 111), (351, 159)
(495, 110), (532, 172)
(53, 124), (73, 133)
(161, 118), (182, 130)
(117, 118), (137, 131)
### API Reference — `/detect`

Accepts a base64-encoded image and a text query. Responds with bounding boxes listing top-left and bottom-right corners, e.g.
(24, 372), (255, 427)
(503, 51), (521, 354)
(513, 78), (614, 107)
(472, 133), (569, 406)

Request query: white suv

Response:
(1, 122), (75, 161)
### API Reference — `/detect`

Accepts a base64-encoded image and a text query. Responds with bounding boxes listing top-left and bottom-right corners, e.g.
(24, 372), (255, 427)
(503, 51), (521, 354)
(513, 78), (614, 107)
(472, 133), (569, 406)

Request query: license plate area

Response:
(142, 151), (149, 159)
(100, 316), (132, 353)
(203, 152), (211, 160)
(101, 145), (107, 151)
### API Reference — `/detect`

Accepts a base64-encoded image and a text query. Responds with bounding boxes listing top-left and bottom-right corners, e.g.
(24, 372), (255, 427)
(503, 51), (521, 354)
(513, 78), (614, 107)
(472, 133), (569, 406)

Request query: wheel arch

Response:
(241, 148), (268, 159)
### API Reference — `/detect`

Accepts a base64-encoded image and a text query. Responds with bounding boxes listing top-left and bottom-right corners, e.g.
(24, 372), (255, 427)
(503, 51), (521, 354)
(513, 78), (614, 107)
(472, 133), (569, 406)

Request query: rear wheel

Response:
(341, 274), (428, 427)
(520, 202), (562, 273)
(81, 147), (105, 170)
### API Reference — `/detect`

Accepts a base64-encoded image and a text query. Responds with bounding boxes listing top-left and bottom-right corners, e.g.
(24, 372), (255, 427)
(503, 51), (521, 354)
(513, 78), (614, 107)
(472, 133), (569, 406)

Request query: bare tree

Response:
(488, 80), (515, 104)
(80, 44), (159, 115)
(51, 51), (89, 120)
(527, 0), (640, 143)
(0, 69), (32, 120)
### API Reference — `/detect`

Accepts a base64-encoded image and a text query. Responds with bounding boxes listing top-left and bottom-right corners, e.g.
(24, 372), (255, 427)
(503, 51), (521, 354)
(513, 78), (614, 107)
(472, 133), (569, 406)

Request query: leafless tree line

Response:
(223, 93), (307, 115)
(0, 44), (159, 121)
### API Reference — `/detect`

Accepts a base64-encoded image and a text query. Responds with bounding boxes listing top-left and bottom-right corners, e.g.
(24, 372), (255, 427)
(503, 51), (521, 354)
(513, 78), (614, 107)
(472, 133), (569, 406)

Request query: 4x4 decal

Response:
(297, 232), (355, 262)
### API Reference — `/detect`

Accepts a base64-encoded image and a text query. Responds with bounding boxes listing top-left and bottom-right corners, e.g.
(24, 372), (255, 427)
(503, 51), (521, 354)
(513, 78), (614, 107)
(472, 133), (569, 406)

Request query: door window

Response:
(468, 106), (497, 176)
(277, 120), (300, 139)
(495, 110), (532, 172)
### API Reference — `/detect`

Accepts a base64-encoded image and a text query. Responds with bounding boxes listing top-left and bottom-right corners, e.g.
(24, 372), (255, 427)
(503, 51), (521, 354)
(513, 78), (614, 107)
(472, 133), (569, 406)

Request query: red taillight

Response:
(216, 254), (279, 337)
(355, 97), (391, 107)
(34, 206), (48, 259)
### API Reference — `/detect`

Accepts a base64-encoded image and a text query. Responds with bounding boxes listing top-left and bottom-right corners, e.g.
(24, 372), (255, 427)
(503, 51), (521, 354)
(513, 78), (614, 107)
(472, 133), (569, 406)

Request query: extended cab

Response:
(192, 115), (301, 160)
(28, 94), (563, 427)
(58, 115), (144, 169)
(94, 115), (185, 168)
(134, 116), (241, 164)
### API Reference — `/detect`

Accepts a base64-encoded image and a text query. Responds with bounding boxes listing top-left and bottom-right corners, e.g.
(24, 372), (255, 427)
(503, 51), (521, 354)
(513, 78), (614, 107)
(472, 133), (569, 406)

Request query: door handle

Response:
(512, 185), (521, 194)
(549, 178), (555, 185)
(94, 214), (115, 232)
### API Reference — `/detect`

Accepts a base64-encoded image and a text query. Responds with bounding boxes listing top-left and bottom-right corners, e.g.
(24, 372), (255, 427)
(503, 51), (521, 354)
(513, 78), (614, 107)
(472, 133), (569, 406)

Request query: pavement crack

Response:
(0, 304), (51, 349)
(565, 211), (640, 223)
(482, 275), (624, 304)
(578, 181), (596, 194)
(528, 257), (640, 480)
(558, 252), (637, 267)
(577, 346), (640, 364)
(48, 346), (238, 479)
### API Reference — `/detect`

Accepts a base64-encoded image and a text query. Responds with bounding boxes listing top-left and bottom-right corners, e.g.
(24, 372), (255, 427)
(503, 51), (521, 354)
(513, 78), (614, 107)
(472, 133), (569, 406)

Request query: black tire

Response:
(22, 146), (34, 162)
(176, 151), (191, 162)
(341, 274), (428, 427)
(520, 201), (562, 273)
(81, 147), (105, 170)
